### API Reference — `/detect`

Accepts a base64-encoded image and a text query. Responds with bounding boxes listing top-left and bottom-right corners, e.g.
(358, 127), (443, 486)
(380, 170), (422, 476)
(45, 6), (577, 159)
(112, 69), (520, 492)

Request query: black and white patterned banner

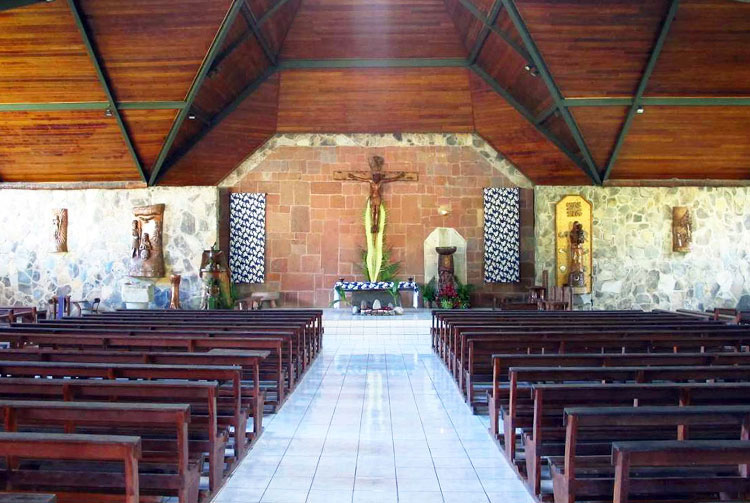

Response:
(229, 192), (266, 284)
(483, 187), (520, 283)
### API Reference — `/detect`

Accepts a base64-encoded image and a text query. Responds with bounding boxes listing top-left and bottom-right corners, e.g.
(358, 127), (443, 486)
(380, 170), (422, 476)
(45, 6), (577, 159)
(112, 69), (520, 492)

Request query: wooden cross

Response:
(333, 155), (418, 233)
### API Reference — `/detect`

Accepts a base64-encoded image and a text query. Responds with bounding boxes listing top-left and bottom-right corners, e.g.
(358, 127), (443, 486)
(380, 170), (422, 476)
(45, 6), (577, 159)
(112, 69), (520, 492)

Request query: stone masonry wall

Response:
(0, 187), (219, 311)
(228, 134), (535, 307)
(535, 186), (750, 311)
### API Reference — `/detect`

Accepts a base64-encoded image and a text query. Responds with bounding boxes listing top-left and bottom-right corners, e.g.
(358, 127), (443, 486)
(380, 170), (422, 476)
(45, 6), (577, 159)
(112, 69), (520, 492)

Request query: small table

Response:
(333, 281), (420, 309)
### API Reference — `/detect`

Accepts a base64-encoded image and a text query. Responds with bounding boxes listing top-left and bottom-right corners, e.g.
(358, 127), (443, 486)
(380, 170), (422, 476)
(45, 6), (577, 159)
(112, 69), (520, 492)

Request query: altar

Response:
(332, 281), (420, 309)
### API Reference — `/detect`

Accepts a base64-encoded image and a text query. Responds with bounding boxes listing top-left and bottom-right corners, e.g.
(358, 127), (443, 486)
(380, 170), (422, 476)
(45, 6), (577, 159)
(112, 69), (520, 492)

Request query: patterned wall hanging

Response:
(483, 187), (520, 283)
(229, 192), (266, 284)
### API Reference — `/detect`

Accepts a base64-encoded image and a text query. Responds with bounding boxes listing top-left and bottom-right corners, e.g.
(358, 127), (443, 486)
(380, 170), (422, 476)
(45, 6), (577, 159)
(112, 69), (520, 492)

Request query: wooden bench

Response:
(0, 432), (141, 503)
(0, 377), (227, 492)
(612, 440), (750, 503)
(0, 400), (199, 503)
(553, 405), (750, 503)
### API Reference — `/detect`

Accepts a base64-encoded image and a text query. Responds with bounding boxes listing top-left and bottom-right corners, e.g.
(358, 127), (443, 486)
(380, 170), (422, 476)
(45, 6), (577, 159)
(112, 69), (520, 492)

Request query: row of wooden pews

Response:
(0, 308), (323, 503)
(0, 307), (37, 324)
(432, 309), (750, 503)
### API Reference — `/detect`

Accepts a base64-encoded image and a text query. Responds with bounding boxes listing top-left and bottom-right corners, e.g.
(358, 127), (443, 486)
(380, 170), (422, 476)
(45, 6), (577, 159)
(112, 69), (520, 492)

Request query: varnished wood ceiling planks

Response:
(160, 75), (280, 186)
(0, 1), (105, 103)
(610, 107), (750, 180)
(262, 0), (302, 56)
(0, 111), (140, 182)
(476, 31), (553, 117)
(277, 68), (474, 133)
(570, 106), (628, 169)
(469, 73), (591, 185)
(120, 109), (178, 171)
(441, 0), (482, 53)
(646, 0), (750, 97)
(514, 0), (671, 97)
(77, 0), (233, 102)
(280, 0), (466, 59)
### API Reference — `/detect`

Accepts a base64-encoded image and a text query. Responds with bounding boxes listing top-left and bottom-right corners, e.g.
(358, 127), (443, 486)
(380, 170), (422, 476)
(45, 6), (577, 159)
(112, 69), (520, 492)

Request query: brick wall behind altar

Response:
(227, 136), (535, 308)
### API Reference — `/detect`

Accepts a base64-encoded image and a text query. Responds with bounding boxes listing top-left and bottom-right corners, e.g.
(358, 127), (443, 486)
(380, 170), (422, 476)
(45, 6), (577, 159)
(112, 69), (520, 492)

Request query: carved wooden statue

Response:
(128, 204), (165, 278)
(568, 221), (586, 288)
(673, 206), (692, 253)
(52, 208), (68, 253)
(333, 155), (418, 233)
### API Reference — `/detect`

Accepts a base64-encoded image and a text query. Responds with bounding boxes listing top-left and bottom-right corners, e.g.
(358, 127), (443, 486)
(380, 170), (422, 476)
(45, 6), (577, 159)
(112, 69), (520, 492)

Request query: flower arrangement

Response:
(436, 279), (475, 309)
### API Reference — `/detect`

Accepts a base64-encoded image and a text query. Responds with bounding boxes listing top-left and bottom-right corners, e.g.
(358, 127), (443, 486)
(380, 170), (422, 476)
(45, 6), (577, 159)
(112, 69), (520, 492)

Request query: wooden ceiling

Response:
(0, 0), (749, 186)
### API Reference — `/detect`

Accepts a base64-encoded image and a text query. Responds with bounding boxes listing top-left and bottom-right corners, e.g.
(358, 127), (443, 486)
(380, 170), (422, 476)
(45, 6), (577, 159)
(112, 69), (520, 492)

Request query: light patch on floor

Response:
(213, 309), (532, 503)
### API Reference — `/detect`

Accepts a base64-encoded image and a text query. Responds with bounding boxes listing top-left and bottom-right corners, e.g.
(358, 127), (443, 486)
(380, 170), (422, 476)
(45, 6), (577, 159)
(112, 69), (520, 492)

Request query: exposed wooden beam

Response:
(471, 64), (593, 179)
(152, 67), (277, 185)
(500, 0), (602, 185)
(0, 101), (186, 112)
(66, 0), (147, 183)
(467, 0), (503, 64)
(278, 58), (468, 69)
(148, 0), (246, 186)
(602, 0), (680, 182)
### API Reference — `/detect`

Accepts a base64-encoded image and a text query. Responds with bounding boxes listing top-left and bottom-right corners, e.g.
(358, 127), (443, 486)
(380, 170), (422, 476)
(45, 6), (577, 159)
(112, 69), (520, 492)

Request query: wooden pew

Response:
(0, 377), (227, 492)
(611, 440), (750, 503)
(521, 381), (750, 496)
(0, 400), (199, 503)
(503, 365), (750, 461)
(553, 405), (750, 503)
(488, 352), (750, 437)
(0, 330), (287, 411)
(0, 360), (252, 459)
(0, 432), (141, 503)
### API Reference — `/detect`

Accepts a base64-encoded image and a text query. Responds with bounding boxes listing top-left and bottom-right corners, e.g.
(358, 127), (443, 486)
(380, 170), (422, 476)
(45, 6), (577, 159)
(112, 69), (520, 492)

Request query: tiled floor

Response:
(213, 310), (533, 503)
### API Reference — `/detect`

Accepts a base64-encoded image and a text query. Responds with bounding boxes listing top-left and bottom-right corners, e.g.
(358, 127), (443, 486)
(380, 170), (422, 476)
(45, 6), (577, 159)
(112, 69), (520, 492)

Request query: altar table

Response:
(332, 281), (420, 309)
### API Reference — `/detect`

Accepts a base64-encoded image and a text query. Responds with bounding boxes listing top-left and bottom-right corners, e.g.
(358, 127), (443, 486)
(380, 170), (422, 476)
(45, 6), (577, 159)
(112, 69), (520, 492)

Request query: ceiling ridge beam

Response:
(467, 0), (503, 64)
(66, 0), (147, 183)
(602, 0), (680, 182)
(454, 0), (530, 62)
(148, 0), (246, 186)
(470, 64), (592, 178)
(278, 58), (468, 69)
(152, 67), (278, 185)
(241, 1), (277, 65)
(500, 0), (601, 185)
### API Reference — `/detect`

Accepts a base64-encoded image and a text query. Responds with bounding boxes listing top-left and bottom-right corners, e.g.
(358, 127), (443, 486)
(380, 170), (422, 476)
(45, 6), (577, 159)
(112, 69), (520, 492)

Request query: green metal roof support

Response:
(278, 58), (468, 69)
(0, 0), (46, 12)
(241, 1), (277, 65)
(0, 101), (185, 112)
(467, 0), (504, 64)
(455, 0), (530, 62)
(66, 0), (147, 183)
(257, 0), (291, 26)
(500, 0), (602, 185)
(602, 0), (680, 182)
(153, 67), (277, 184)
(470, 64), (590, 177)
(148, 0), (246, 186)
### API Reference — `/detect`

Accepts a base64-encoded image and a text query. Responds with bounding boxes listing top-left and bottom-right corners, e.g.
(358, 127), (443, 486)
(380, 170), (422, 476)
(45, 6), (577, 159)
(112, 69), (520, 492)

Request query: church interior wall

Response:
(0, 187), (219, 310)
(227, 138), (536, 307)
(535, 186), (750, 311)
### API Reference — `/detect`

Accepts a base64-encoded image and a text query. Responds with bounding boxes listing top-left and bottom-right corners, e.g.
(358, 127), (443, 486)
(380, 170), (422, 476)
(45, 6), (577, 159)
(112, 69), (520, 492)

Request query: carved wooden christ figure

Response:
(673, 206), (692, 253)
(52, 208), (68, 253)
(334, 155), (418, 233)
(129, 204), (165, 278)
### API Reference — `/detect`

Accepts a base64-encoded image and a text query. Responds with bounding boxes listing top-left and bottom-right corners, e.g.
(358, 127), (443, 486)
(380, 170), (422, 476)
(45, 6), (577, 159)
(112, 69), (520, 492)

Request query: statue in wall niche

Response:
(568, 221), (586, 288)
(128, 204), (165, 278)
(52, 208), (68, 253)
(673, 206), (692, 253)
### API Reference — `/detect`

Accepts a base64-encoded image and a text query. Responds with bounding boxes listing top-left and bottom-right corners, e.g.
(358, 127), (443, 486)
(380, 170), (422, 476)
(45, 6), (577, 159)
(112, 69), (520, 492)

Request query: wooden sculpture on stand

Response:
(169, 274), (182, 309)
(129, 204), (165, 278)
(555, 195), (592, 294)
(672, 206), (692, 253)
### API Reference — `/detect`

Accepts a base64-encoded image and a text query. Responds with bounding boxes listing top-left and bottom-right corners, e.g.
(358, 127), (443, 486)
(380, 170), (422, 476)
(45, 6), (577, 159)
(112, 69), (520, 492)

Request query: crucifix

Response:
(333, 155), (419, 233)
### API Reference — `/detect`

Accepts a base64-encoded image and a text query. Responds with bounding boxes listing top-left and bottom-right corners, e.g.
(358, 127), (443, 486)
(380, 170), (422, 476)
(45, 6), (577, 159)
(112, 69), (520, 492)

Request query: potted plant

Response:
(420, 278), (437, 308)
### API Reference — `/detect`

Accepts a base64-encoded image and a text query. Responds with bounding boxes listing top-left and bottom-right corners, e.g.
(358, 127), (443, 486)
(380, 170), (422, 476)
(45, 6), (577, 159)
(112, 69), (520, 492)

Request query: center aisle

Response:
(214, 310), (532, 503)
